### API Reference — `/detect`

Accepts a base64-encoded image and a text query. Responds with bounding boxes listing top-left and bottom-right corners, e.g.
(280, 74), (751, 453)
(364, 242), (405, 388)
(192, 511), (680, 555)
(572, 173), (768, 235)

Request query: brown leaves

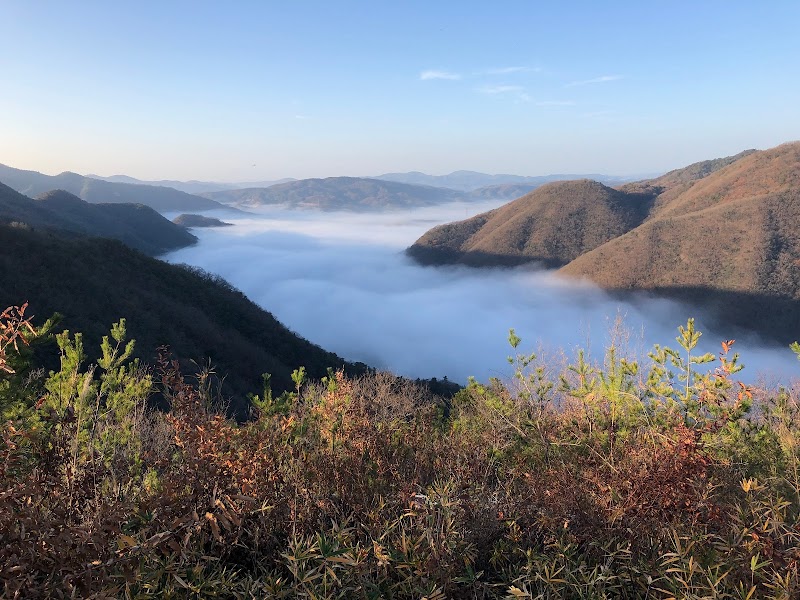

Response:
(0, 303), (35, 374)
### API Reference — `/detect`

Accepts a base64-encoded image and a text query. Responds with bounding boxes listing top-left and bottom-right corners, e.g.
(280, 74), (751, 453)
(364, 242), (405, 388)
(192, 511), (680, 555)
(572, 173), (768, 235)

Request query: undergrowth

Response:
(0, 304), (798, 598)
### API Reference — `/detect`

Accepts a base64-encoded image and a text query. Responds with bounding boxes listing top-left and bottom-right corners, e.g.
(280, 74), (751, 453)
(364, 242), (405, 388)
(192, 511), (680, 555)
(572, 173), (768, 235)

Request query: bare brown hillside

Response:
(407, 142), (800, 341)
(561, 142), (800, 296)
(407, 179), (653, 267)
(558, 142), (800, 340)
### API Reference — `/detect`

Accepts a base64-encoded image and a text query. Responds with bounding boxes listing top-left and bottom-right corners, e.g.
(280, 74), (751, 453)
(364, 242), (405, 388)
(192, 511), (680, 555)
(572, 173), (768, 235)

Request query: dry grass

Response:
(1, 306), (799, 598)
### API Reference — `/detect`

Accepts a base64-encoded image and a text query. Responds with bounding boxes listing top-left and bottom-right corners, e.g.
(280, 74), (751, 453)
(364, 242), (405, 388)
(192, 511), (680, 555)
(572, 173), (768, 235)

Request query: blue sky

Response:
(1, 1), (799, 181)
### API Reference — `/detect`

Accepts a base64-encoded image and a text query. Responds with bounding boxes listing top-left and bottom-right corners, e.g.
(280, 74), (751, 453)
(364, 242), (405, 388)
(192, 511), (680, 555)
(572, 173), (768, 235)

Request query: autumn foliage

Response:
(1, 305), (799, 598)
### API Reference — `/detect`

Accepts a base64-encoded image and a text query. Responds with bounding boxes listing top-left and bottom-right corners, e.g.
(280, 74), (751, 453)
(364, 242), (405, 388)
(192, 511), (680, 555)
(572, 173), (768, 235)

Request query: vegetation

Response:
(409, 142), (800, 344)
(173, 214), (233, 228)
(2, 301), (798, 598)
(408, 179), (653, 267)
(0, 223), (363, 416)
(202, 177), (465, 210)
(0, 163), (226, 212)
(0, 183), (197, 255)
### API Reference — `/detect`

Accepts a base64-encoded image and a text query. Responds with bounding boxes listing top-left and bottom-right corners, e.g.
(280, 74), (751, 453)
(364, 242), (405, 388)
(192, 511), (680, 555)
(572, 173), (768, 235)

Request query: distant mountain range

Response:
(2, 162), (640, 213)
(0, 183), (196, 255)
(374, 170), (637, 192)
(0, 163), (228, 212)
(201, 177), (609, 210)
(87, 173), (297, 195)
(407, 142), (800, 342)
(87, 169), (636, 195)
(202, 177), (466, 210)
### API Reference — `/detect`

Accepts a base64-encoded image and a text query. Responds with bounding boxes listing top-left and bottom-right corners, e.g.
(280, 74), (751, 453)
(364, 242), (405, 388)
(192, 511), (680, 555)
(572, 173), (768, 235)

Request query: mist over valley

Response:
(164, 199), (799, 386)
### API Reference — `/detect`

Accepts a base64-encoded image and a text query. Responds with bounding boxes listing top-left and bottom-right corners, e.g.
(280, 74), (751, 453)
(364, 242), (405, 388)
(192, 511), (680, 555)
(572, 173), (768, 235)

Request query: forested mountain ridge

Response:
(407, 141), (800, 342)
(561, 142), (800, 292)
(407, 179), (653, 267)
(202, 176), (466, 210)
(0, 223), (363, 414)
(0, 162), (228, 212)
(0, 183), (196, 255)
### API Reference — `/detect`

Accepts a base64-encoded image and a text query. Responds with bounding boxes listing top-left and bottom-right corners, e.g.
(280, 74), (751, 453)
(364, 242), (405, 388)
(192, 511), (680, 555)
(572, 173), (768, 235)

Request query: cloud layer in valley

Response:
(164, 203), (799, 387)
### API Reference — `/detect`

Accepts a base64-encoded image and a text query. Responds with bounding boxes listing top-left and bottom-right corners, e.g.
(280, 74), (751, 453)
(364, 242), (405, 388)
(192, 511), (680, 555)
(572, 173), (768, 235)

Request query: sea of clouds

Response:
(163, 201), (799, 387)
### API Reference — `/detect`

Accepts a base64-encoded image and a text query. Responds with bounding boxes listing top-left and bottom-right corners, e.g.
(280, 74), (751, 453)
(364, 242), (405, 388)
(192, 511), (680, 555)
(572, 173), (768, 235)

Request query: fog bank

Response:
(164, 201), (799, 386)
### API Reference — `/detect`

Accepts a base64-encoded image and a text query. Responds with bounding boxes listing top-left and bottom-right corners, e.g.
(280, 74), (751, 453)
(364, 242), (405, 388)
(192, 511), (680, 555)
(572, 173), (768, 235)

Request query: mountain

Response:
(0, 183), (196, 255)
(203, 176), (465, 210)
(374, 170), (634, 192)
(173, 213), (233, 227)
(87, 174), (238, 194)
(560, 144), (795, 291)
(87, 173), (297, 195)
(0, 223), (362, 415)
(467, 183), (541, 200)
(409, 142), (800, 342)
(0, 163), (228, 212)
(407, 179), (653, 267)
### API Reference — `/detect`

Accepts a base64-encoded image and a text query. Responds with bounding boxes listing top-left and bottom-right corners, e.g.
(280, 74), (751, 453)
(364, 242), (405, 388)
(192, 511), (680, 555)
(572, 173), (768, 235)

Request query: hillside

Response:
(173, 213), (233, 227)
(0, 162), (227, 212)
(560, 142), (800, 339)
(87, 173), (297, 194)
(467, 183), (540, 200)
(0, 183), (196, 255)
(0, 223), (361, 414)
(203, 176), (465, 210)
(407, 179), (653, 267)
(406, 142), (800, 342)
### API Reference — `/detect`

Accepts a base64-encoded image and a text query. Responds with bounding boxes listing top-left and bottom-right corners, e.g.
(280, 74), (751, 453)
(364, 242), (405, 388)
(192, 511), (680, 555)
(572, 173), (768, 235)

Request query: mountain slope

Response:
(467, 183), (540, 200)
(0, 183), (196, 255)
(203, 176), (465, 210)
(407, 179), (653, 267)
(173, 213), (233, 227)
(0, 223), (360, 414)
(561, 143), (800, 297)
(87, 173), (297, 195)
(0, 163), (227, 212)
(405, 144), (800, 340)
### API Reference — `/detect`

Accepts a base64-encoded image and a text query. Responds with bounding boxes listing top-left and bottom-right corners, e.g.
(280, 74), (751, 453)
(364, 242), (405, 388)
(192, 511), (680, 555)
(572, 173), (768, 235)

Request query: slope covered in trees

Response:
(0, 183), (196, 255)
(560, 142), (800, 339)
(408, 179), (653, 267)
(408, 142), (800, 341)
(0, 162), (227, 212)
(172, 213), (233, 227)
(0, 223), (362, 414)
(202, 176), (465, 210)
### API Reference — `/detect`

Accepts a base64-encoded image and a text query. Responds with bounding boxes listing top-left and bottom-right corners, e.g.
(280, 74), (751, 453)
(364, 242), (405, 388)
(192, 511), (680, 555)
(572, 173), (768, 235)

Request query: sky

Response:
(2, 1), (799, 181)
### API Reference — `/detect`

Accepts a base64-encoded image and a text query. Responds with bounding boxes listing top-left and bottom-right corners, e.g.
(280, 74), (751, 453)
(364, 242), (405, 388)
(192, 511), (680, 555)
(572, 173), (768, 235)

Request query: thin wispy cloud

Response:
(476, 85), (531, 102)
(566, 74), (623, 87)
(484, 66), (541, 75)
(536, 100), (576, 107)
(420, 70), (461, 81)
(477, 85), (524, 94)
(294, 114), (311, 120)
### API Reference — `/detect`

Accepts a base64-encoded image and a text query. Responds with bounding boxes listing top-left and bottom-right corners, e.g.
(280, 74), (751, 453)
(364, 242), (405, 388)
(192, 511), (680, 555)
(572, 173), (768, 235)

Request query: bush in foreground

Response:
(0, 305), (798, 598)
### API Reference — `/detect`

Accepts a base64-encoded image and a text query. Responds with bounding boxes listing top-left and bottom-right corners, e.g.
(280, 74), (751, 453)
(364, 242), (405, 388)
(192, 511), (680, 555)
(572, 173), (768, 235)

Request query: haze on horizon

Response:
(2, 1), (799, 182)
